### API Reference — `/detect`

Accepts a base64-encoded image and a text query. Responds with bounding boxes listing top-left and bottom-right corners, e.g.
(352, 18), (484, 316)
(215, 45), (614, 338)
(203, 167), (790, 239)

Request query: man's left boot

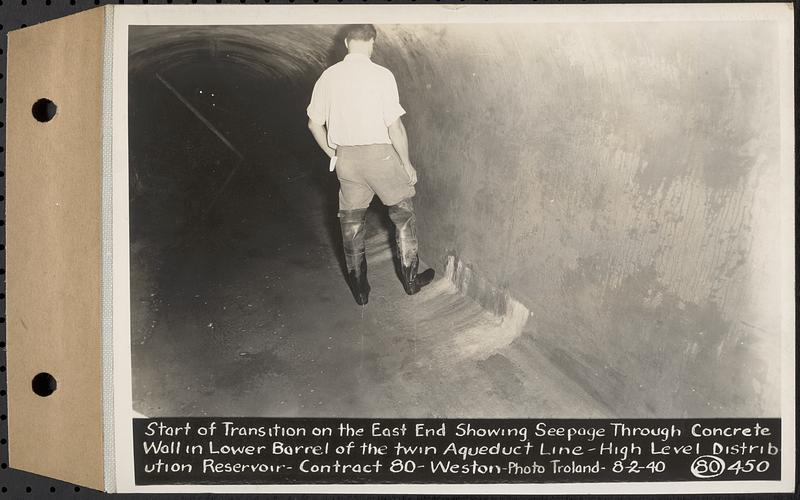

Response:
(339, 208), (370, 305)
(388, 199), (435, 295)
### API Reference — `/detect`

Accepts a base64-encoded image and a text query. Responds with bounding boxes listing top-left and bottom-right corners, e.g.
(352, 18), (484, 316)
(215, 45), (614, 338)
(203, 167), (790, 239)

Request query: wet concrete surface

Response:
(131, 155), (608, 418)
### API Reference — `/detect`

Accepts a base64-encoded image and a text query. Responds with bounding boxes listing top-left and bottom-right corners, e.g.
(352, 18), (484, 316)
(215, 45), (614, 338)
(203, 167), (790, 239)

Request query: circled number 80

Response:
(691, 456), (770, 478)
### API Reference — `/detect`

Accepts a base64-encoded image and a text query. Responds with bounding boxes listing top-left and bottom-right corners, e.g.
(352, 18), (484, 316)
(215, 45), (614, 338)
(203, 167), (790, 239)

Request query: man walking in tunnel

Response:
(306, 24), (435, 305)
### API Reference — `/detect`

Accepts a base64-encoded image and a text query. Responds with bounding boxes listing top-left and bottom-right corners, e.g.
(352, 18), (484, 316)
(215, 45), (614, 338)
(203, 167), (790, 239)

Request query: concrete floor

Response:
(130, 149), (609, 419)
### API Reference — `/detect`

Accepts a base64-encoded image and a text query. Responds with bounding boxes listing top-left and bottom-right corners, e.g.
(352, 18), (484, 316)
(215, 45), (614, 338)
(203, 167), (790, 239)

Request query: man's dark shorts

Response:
(335, 144), (416, 211)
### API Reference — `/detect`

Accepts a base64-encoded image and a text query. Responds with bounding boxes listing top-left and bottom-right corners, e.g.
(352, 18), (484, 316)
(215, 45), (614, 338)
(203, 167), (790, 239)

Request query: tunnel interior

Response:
(128, 23), (782, 418)
(130, 26), (335, 240)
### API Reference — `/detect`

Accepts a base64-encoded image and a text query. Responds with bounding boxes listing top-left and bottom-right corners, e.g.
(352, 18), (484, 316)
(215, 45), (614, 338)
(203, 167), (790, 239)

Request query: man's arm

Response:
(387, 117), (417, 185)
(307, 119), (336, 159)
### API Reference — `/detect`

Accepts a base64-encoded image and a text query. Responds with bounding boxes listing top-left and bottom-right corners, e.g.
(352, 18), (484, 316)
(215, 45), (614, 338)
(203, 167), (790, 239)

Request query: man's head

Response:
(344, 24), (377, 56)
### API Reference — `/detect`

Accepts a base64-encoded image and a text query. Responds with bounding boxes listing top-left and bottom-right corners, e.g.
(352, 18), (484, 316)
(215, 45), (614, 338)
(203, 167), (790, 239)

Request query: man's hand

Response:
(307, 119), (336, 160)
(388, 118), (417, 184)
(404, 163), (418, 185)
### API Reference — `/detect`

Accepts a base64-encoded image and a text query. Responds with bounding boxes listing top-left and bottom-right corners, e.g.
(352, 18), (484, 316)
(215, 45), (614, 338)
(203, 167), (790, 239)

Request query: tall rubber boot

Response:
(339, 208), (370, 305)
(388, 198), (435, 295)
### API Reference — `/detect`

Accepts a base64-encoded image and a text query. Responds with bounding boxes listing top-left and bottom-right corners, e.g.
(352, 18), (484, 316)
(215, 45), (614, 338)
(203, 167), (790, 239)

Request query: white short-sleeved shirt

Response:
(307, 53), (406, 149)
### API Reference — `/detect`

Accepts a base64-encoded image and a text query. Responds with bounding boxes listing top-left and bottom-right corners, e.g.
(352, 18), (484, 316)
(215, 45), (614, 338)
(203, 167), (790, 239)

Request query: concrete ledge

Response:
(444, 254), (530, 335)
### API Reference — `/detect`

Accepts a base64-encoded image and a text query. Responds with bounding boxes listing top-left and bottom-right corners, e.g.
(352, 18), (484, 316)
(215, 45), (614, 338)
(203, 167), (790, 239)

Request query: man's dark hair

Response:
(344, 24), (377, 42)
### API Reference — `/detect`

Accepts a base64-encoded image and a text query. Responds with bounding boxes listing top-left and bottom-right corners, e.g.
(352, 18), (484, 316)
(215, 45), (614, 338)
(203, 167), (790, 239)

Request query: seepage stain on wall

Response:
(379, 22), (782, 417)
(130, 20), (784, 417)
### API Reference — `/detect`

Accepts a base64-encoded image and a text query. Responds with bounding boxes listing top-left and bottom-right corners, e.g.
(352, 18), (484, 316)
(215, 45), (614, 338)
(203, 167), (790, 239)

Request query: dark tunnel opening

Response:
(130, 50), (334, 246)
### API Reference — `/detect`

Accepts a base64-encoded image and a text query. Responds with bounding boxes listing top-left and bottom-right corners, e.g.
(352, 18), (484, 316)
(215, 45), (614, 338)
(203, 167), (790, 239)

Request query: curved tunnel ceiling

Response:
(129, 25), (349, 82)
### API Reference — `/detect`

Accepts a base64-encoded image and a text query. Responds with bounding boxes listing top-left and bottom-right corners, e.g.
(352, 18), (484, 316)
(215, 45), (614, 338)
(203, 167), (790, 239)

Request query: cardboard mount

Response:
(7, 7), (107, 491)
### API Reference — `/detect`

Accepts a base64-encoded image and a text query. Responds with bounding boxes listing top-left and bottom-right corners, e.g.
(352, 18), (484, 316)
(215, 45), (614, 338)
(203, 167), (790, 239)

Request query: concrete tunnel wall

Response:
(130, 22), (783, 417)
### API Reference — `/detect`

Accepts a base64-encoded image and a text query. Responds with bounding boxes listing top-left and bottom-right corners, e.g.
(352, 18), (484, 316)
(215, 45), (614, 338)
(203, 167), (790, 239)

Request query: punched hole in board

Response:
(31, 98), (57, 123)
(32, 372), (57, 397)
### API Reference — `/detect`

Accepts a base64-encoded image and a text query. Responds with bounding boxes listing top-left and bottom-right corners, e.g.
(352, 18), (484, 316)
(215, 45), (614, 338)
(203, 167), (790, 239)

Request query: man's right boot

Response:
(400, 256), (435, 295)
(339, 208), (370, 305)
